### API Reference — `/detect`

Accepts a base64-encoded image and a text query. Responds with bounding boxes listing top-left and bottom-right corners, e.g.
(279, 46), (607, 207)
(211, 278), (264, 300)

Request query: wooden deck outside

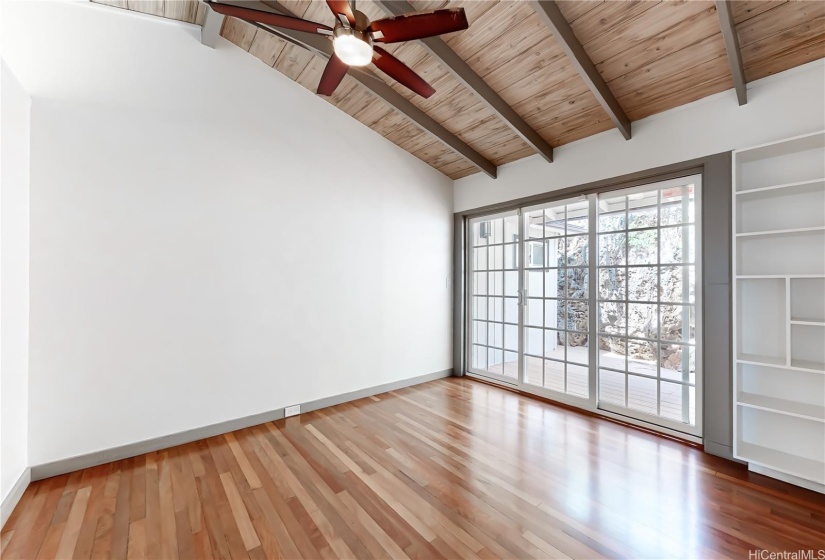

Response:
(487, 345), (696, 424)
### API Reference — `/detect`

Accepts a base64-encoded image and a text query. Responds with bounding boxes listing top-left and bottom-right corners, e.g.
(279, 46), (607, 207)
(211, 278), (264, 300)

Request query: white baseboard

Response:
(1, 467), (32, 529)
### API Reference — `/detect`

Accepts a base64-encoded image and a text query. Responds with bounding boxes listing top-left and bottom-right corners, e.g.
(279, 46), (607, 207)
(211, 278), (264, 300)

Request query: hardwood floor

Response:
(3, 377), (824, 559)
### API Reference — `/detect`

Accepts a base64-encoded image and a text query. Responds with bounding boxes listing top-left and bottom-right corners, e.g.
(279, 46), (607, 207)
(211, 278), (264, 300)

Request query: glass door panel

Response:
(521, 198), (592, 399)
(595, 177), (701, 435)
(468, 211), (520, 382)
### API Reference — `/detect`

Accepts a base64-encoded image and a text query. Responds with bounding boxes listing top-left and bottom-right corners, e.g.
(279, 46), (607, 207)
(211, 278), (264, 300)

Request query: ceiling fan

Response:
(205, 0), (469, 98)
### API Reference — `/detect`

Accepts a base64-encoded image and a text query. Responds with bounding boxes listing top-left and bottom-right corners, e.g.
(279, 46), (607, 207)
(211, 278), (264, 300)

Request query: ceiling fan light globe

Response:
(334, 34), (373, 67)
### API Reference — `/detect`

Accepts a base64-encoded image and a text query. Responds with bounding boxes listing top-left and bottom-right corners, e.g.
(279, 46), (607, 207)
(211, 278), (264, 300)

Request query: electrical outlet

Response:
(284, 404), (301, 417)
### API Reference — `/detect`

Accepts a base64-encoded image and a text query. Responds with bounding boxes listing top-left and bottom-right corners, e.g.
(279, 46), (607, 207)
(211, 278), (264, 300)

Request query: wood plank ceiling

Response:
(92, 0), (825, 179)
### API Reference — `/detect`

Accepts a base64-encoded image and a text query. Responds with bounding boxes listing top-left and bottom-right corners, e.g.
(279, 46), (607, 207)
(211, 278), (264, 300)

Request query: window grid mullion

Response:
(656, 189), (662, 417)
(624, 198), (629, 408)
(563, 205), (569, 394)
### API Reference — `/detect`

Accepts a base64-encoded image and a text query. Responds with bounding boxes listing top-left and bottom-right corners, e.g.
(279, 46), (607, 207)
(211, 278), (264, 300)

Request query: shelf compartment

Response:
(736, 180), (825, 234)
(736, 229), (825, 276)
(736, 278), (786, 365)
(737, 363), (825, 421)
(736, 133), (825, 192)
(791, 323), (825, 372)
(791, 278), (825, 323)
(736, 406), (825, 484)
(736, 441), (825, 485)
(738, 393), (825, 422)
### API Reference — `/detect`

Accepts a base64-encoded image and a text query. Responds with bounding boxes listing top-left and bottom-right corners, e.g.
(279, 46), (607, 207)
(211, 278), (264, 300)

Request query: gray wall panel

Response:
(703, 153), (733, 286)
(703, 283), (734, 459)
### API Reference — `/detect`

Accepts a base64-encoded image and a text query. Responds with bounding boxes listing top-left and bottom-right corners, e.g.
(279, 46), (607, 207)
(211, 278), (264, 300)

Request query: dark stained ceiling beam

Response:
(529, 0), (631, 140)
(373, 0), (555, 163)
(715, 0), (748, 105)
(214, 1), (497, 178)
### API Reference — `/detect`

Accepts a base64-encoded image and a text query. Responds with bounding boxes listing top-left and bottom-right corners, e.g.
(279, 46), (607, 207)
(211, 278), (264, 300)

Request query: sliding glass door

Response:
(595, 180), (700, 433)
(465, 176), (702, 438)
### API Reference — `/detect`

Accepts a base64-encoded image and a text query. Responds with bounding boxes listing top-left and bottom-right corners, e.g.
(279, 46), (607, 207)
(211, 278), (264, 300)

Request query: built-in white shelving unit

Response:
(733, 131), (825, 492)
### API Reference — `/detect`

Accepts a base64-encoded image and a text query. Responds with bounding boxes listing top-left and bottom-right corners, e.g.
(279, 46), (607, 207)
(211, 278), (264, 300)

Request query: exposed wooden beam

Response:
(529, 0), (631, 140)
(715, 0), (747, 105)
(373, 0), (554, 163)
(214, 1), (497, 178)
(201, 5), (225, 47)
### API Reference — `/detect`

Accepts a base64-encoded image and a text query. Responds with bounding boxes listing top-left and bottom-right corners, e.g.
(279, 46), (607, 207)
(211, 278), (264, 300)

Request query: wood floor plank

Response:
(72, 466), (110, 560)
(1, 530), (14, 554)
(54, 486), (92, 559)
(193, 475), (232, 560)
(201, 444), (250, 560)
(219, 472), (260, 552)
(36, 524), (64, 560)
(158, 449), (178, 558)
(247, 429), (321, 557)
(5, 378), (825, 559)
(224, 432), (262, 490)
(90, 466), (121, 559)
(141, 454), (161, 560)
(110, 459), (134, 560)
(126, 519), (145, 560)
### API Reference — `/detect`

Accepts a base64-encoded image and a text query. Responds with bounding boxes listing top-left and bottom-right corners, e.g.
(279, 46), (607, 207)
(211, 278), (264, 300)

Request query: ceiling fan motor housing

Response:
(332, 11), (374, 67)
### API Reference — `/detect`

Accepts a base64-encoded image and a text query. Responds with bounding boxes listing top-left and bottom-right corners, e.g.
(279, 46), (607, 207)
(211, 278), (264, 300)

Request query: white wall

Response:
(0, 59), (31, 505)
(455, 60), (825, 211)
(3, 1), (453, 466)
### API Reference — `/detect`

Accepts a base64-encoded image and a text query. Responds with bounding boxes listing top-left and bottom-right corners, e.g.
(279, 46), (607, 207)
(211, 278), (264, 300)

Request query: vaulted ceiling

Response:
(92, 0), (825, 179)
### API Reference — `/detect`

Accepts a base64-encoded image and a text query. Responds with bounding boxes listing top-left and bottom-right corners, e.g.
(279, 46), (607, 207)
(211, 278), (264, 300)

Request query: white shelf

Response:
(736, 354), (786, 367)
(735, 177), (825, 196)
(736, 357), (825, 374)
(736, 442), (825, 485)
(737, 393), (825, 422)
(736, 356), (823, 374)
(735, 131), (825, 159)
(736, 274), (825, 279)
(736, 226), (825, 238)
(733, 132), (825, 491)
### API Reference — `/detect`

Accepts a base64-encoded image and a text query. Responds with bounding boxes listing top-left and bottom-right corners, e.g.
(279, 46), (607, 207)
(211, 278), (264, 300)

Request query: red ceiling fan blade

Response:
(372, 46), (435, 98)
(207, 2), (332, 35)
(317, 54), (349, 96)
(326, 0), (356, 26)
(367, 8), (468, 43)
